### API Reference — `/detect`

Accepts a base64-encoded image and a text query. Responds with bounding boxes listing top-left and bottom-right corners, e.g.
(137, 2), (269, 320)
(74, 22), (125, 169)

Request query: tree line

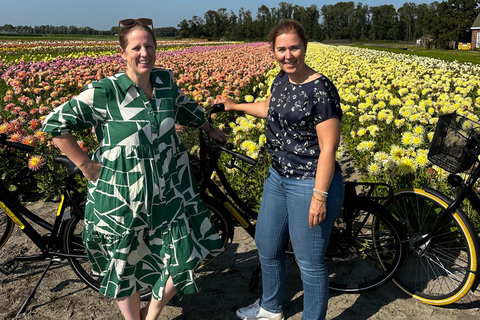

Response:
(1, 0), (479, 49)
(177, 0), (480, 48)
(0, 24), (179, 38)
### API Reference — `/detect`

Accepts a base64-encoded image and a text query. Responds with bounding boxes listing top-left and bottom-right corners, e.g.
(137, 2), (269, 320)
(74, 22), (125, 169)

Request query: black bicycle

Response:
(191, 104), (404, 293)
(382, 113), (480, 305)
(0, 134), (151, 316)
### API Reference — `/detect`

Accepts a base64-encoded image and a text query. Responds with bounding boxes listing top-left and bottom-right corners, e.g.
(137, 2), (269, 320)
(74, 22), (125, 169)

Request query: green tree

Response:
(293, 5), (321, 41)
(398, 2), (417, 41)
(255, 5), (274, 39)
(431, 0), (480, 48)
(369, 4), (399, 40)
(321, 2), (356, 40)
(274, 1), (295, 22)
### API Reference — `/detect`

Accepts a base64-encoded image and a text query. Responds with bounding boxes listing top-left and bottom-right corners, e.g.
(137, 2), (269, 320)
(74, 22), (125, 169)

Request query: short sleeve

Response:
(312, 77), (342, 126)
(169, 70), (206, 128)
(41, 83), (107, 137)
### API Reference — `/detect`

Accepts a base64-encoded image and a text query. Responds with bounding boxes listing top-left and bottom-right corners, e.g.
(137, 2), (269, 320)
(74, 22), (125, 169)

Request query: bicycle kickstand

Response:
(15, 259), (55, 317)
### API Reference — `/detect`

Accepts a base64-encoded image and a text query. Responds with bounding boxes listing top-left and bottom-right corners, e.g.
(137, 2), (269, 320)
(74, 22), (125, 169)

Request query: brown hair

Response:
(267, 19), (308, 52)
(119, 24), (157, 50)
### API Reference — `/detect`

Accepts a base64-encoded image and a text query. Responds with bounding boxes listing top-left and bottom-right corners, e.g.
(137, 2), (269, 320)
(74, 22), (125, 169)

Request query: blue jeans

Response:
(255, 167), (344, 320)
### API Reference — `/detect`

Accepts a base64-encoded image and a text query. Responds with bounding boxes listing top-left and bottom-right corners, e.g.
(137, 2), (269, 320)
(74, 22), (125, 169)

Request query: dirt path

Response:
(1, 202), (480, 320)
(2, 156), (480, 320)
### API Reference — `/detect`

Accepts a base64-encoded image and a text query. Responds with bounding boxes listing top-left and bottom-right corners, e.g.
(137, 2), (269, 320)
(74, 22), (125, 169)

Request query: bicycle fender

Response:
(419, 186), (455, 204)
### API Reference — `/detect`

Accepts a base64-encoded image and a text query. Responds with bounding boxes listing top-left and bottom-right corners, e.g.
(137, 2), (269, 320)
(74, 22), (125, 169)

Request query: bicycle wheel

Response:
(63, 214), (152, 300)
(383, 188), (479, 305)
(326, 198), (403, 293)
(0, 208), (14, 250)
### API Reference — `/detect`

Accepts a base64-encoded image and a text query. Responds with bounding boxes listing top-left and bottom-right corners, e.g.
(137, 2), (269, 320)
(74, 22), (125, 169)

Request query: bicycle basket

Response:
(428, 113), (480, 173)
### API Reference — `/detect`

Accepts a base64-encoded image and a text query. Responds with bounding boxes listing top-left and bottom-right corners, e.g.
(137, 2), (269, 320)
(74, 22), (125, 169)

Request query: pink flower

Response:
(28, 155), (45, 171)
(35, 131), (48, 145)
(22, 135), (38, 147)
(30, 119), (42, 130)
(10, 120), (23, 132)
(10, 133), (23, 142)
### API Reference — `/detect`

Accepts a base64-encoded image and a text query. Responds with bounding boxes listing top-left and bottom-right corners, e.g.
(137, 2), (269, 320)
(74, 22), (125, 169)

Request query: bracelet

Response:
(313, 189), (328, 197)
(312, 194), (326, 202)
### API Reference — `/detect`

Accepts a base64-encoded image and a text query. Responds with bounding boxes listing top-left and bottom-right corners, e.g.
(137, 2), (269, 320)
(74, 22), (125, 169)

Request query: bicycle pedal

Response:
(0, 258), (19, 275)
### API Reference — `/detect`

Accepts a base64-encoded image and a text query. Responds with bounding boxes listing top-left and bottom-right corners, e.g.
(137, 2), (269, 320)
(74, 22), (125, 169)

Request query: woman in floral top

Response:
(41, 19), (225, 320)
(218, 20), (344, 320)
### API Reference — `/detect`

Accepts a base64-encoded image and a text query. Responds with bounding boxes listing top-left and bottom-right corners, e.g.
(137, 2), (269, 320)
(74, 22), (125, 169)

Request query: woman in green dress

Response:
(41, 18), (225, 320)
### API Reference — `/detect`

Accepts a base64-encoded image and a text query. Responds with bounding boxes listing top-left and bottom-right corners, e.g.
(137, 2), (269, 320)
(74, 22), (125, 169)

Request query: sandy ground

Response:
(1, 200), (479, 320)
(1, 157), (480, 319)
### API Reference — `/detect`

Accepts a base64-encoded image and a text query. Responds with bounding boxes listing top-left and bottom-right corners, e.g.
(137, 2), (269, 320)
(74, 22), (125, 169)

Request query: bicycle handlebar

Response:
(206, 103), (257, 166)
(0, 134), (35, 153)
(211, 103), (226, 113)
(216, 142), (257, 166)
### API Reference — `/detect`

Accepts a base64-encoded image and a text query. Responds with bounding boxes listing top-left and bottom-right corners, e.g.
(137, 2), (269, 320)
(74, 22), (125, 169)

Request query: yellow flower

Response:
(413, 125), (424, 135)
(416, 153), (429, 167)
(259, 134), (267, 147)
(401, 132), (414, 145)
(395, 119), (405, 128)
(368, 162), (381, 175)
(398, 157), (416, 174)
(390, 145), (405, 161)
(356, 140), (376, 152)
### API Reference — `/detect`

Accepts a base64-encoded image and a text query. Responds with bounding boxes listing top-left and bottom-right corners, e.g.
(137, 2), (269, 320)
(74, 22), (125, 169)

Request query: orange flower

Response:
(28, 155), (45, 171)
(0, 123), (10, 134)
(22, 135), (38, 147)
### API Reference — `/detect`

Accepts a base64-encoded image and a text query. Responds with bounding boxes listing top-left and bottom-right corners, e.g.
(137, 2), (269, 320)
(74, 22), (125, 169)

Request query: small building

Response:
(472, 13), (480, 49)
(416, 35), (432, 47)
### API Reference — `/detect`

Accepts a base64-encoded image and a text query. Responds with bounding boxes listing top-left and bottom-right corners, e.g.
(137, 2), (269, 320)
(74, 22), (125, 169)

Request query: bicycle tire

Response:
(63, 214), (152, 300)
(196, 198), (232, 269)
(383, 188), (479, 305)
(0, 208), (14, 250)
(325, 198), (404, 293)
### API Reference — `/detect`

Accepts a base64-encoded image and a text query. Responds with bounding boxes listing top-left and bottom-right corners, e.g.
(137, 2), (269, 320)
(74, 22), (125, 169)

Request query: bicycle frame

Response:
(0, 171), (84, 264)
(196, 133), (258, 239)
(0, 151), (88, 315)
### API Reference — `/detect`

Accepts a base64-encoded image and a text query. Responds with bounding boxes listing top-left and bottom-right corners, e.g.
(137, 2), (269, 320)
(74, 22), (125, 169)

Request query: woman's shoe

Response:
(236, 299), (285, 320)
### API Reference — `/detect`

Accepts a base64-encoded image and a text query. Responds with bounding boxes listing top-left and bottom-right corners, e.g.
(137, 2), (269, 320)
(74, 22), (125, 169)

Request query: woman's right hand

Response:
(81, 159), (102, 181)
(216, 97), (236, 111)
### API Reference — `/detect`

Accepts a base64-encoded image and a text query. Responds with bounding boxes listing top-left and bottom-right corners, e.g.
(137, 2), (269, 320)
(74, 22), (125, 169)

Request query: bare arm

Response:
(309, 118), (341, 228)
(216, 94), (271, 119)
(52, 134), (101, 181)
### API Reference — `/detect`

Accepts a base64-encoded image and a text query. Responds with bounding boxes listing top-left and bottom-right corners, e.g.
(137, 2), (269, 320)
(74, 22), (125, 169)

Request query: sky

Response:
(1, 0), (433, 31)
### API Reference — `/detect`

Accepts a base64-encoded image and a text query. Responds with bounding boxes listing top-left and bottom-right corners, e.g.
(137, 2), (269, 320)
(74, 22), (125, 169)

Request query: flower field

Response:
(1, 39), (480, 214)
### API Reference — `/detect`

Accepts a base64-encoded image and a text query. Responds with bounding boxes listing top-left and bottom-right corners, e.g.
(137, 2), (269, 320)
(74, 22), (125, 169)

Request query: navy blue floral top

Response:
(266, 72), (343, 179)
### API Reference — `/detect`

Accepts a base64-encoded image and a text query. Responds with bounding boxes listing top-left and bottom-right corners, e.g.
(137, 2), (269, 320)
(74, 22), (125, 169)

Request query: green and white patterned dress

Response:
(41, 69), (224, 300)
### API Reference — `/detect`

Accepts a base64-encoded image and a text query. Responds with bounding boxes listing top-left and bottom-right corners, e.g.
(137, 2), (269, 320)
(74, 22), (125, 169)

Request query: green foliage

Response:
(0, 155), (40, 202)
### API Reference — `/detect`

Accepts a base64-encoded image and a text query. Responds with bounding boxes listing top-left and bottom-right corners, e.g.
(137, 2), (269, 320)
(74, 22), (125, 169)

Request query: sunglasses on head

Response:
(118, 18), (154, 41)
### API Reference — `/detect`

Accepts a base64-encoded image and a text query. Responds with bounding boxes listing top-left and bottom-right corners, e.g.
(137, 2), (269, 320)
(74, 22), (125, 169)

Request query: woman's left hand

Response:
(209, 128), (227, 145)
(309, 197), (327, 228)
